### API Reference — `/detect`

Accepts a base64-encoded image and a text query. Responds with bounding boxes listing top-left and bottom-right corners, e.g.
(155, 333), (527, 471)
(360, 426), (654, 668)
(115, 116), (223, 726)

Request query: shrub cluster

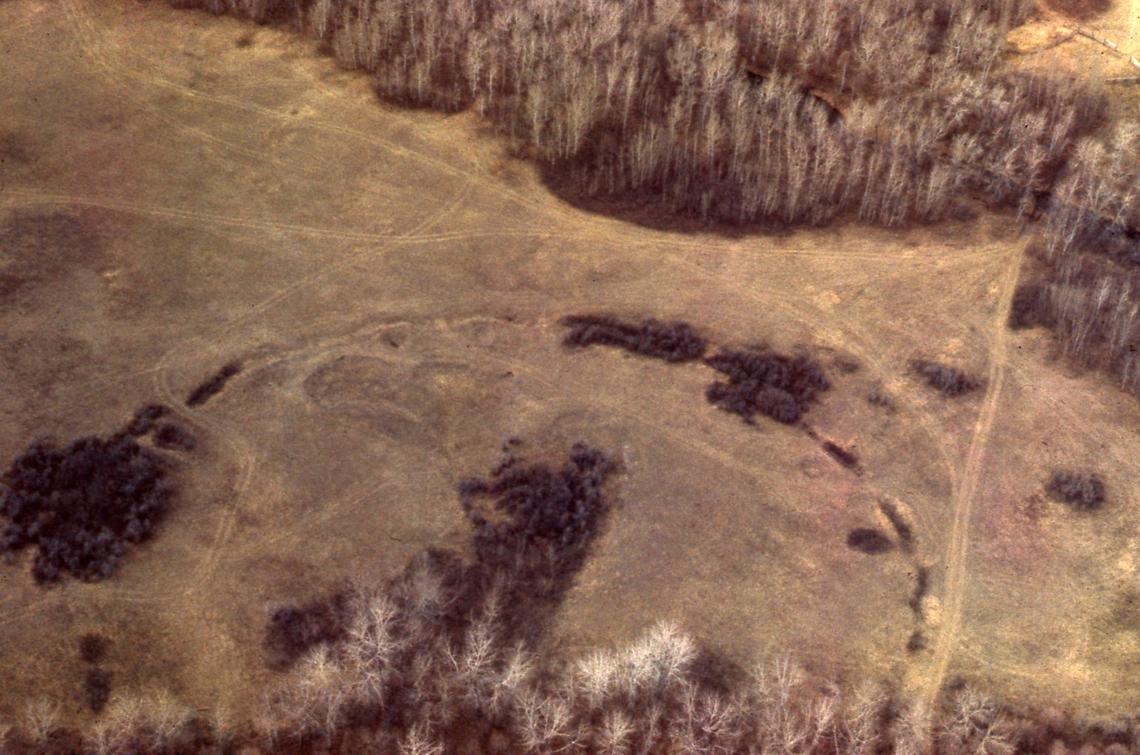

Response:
(1046, 470), (1107, 510)
(909, 359), (983, 396)
(459, 443), (615, 603)
(560, 314), (707, 363)
(705, 348), (830, 424)
(0, 434), (173, 582)
(1008, 283), (1057, 331)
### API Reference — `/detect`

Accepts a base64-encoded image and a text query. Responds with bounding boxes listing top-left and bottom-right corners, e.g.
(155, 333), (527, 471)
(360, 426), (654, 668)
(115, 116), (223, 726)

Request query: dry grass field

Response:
(0, 0), (1136, 747)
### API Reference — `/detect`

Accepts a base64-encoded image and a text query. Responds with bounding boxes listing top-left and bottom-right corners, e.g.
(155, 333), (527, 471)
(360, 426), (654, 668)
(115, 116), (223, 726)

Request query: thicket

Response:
(705, 348), (830, 424)
(457, 442), (616, 636)
(560, 315), (708, 363)
(0, 433), (173, 583)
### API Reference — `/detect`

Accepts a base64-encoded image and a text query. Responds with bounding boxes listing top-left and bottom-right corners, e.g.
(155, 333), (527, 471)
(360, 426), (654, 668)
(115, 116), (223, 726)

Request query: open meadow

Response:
(0, 0), (1136, 751)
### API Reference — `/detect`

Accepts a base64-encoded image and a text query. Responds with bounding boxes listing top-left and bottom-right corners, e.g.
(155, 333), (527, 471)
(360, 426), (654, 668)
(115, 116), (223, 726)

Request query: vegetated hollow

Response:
(909, 359), (983, 397)
(878, 498), (915, 551)
(846, 527), (894, 555)
(1046, 470), (1106, 510)
(186, 361), (242, 407)
(705, 348), (829, 424)
(909, 566), (930, 615)
(560, 314), (708, 362)
(0, 433), (174, 582)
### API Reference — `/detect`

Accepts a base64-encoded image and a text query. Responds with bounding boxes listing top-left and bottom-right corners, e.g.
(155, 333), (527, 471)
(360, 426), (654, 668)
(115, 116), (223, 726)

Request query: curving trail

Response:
(917, 241), (1026, 709)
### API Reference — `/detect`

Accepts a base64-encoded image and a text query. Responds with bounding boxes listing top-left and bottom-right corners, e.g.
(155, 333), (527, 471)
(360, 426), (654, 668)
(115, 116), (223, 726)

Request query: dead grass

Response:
(0, 0), (1136, 744)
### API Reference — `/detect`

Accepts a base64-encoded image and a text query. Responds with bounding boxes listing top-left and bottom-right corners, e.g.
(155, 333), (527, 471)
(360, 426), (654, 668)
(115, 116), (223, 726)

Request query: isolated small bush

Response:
(78, 633), (109, 664)
(846, 528), (894, 554)
(823, 441), (860, 470)
(867, 385), (897, 412)
(186, 361), (242, 407)
(909, 359), (983, 396)
(909, 567), (930, 615)
(0, 434), (173, 582)
(84, 669), (112, 713)
(1046, 470), (1106, 510)
(560, 315), (708, 362)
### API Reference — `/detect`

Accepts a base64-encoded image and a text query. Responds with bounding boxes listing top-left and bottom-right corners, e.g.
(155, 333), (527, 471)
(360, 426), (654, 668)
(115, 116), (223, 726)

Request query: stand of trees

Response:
(170, 0), (1138, 395)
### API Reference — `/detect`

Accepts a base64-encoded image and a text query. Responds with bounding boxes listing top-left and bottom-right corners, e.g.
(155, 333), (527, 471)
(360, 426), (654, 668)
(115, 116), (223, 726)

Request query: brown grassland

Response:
(0, 0), (1137, 752)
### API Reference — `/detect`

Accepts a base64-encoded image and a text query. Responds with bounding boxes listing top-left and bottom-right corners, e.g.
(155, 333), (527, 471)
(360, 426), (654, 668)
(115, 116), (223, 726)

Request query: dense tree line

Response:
(168, 0), (1138, 397)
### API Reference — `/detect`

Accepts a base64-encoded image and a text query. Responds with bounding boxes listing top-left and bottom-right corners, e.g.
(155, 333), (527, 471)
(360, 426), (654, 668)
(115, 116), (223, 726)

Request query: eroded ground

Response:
(0, 0), (1136, 729)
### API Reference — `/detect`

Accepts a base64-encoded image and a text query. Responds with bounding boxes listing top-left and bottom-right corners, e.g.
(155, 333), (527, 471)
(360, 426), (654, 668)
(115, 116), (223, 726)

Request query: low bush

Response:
(705, 349), (829, 424)
(1046, 470), (1106, 510)
(83, 670), (112, 714)
(560, 315), (708, 362)
(909, 359), (983, 396)
(153, 423), (196, 452)
(866, 385), (897, 412)
(0, 434), (173, 583)
(823, 441), (860, 471)
(124, 404), (170, 437)
(846, 528), (894, 554)
(909, 566), (930, 615)
(78, 633), (108, 665)
(186, 361), (242, 407)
